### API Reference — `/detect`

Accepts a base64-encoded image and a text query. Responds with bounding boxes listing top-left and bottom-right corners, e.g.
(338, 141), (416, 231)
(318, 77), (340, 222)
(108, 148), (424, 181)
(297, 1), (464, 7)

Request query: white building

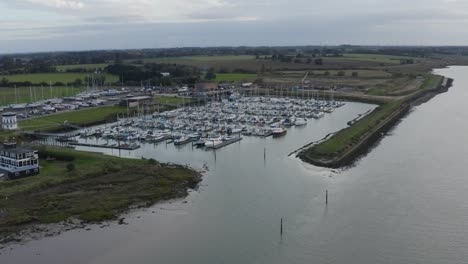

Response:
(2, 112), (18, 130)
(0, 142), (40, 179)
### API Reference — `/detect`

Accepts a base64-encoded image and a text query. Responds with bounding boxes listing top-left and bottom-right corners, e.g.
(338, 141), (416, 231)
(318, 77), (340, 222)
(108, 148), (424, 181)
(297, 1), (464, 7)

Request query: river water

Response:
(2, 66), (468, 264)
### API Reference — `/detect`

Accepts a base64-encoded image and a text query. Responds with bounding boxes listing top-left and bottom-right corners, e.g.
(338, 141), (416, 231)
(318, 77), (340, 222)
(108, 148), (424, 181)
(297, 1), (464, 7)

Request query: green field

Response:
(56, 63), (109, 71)
(341, 53), (419, 64)
(0, 73), (119, 84)
(213, 73), (257, 82)
(0, 147), (200, 235)
(136, 55), (256, 64)
(0, 86), (84, 106)
(309, 70), (392, 78)
(154, 96), (197, 105)
(19, 106), (128, 131)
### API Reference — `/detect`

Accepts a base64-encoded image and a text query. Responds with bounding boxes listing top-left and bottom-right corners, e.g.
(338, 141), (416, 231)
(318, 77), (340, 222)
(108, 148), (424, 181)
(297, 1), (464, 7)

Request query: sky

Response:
(1, 0), (468, 53)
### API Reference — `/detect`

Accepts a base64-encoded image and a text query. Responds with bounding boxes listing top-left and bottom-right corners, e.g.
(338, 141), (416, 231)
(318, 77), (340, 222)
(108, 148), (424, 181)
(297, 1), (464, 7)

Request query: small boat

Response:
(294, 118), (307, 126)
(272, 127), (287, 137)
(174, 136), (191, 145)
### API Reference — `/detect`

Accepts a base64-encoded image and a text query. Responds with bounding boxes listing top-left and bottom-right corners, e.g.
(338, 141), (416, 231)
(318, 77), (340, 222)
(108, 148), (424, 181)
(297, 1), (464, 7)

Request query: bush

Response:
(66, 163), (75, 172)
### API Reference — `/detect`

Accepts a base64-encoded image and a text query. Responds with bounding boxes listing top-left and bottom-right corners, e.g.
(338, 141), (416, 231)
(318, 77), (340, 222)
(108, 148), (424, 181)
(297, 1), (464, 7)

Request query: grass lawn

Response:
(19, 106), (128, 132)
(154, 96), (197, 105)
(0, 147), (200, 236)
(56, 63), (110, 71)
(0, 86), (84, 106)
(0, 73), (119, 84)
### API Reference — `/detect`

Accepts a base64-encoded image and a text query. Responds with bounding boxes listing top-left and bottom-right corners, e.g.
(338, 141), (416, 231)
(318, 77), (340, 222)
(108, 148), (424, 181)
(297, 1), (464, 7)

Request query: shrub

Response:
(66, 163), (75, 172)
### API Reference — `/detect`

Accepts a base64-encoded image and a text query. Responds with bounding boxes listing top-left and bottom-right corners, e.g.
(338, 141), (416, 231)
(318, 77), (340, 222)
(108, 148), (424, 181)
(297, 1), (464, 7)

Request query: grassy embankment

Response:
(0, 147), (201, 239)
(299, 74), (444, 167)
(19, 106), (129, 132)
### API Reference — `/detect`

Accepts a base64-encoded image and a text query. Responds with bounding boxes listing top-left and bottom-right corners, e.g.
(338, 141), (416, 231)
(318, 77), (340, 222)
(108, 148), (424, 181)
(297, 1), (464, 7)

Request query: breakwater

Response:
(298, 76), (453, 168)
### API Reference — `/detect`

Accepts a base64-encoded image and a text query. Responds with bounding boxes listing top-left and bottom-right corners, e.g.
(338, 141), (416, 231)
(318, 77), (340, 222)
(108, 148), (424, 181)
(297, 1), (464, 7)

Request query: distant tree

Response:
(218, 67), (229, 73)
(1, 77), (8, 86)
(314, 58), (323, 65)
(336, 71), (345, 76)
(260, 64), (266, 75)
(351, 72), (359, 77)
(306, 58), (312, 64)
(255, 55), (260, 59)
(205, 71), (216, 80)
(74, 78), (83, 86)
(324, 71), (330, 76)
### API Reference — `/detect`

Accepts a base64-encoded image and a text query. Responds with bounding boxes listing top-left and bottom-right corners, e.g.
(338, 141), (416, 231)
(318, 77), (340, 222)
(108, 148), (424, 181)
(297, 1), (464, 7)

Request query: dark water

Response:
(2, 66), (468, 264)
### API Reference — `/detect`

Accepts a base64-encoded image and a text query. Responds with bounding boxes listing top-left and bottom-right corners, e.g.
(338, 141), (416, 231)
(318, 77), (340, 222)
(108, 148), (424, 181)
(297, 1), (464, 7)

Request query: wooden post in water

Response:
(280, 218), (283, 236)
(264, 147), (266, 161)
(326, 190), (328, 205)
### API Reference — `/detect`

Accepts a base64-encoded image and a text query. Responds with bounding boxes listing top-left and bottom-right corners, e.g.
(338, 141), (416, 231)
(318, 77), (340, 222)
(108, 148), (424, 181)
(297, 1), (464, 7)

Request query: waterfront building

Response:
(0, 142), (40, 179)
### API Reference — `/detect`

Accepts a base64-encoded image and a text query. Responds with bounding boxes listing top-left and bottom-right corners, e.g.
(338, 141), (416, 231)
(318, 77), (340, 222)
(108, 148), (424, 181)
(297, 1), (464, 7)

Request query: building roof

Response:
(0, 144), (35, 154)
(2, 112), (16, 117)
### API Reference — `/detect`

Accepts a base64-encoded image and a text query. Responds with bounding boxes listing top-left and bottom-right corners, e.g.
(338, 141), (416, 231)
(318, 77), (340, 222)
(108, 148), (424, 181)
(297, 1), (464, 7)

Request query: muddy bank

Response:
(0, 147), (203, 245)
(298, 77), (453, 168)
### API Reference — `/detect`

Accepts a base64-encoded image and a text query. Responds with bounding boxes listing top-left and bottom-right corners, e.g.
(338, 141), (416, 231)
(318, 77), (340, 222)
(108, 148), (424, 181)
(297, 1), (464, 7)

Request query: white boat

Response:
(294, 118), (307, 126)
(311, 111), (324, 119)
(205, 137), (223, 148)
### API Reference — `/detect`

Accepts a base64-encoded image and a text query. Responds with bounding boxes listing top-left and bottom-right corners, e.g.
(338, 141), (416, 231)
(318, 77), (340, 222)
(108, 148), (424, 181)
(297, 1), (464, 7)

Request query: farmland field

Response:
(0, 73), (119, 84)
(341, 53), (420, 64)
(214, 73), (257, 82)
(56, 63), (109, 71)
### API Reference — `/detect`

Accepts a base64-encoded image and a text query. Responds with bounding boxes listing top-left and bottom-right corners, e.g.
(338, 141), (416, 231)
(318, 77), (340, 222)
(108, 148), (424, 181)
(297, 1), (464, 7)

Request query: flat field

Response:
(56, 63), (109, 71)
(0, 86), (84, 106)
(19, 106), (128, 131)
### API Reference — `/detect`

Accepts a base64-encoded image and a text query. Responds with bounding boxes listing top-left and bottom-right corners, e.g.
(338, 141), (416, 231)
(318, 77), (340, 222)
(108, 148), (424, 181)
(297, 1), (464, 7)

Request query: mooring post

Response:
(280, 218), (283, 236)
(326, 189), (328, 205)
(264, 147), (266, 160)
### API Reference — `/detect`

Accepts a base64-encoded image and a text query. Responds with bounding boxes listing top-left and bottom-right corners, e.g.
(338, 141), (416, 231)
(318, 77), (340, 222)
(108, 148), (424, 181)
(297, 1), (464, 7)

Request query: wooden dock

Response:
(206, 137), (242, 149)
(69, 142), (140, 150)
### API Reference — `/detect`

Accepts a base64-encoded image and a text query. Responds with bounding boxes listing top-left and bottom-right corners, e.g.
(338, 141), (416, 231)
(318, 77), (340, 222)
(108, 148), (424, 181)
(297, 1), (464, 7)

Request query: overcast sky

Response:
(1, 0), (468, 53)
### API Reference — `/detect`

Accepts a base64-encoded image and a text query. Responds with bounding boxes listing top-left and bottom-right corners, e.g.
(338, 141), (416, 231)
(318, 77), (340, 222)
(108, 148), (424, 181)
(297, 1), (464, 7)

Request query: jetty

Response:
(206, 137), (242, 149)
(69, 142), (140, 150)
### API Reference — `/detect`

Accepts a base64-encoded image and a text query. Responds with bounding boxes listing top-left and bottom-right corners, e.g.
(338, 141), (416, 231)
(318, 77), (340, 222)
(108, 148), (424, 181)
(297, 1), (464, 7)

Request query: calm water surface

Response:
(2, 66), (468, 264)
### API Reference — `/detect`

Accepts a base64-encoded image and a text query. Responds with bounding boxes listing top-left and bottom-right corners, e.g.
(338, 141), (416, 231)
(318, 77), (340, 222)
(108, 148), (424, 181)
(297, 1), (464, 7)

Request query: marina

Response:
(3, 66), (468, 264)
(74, 96), (346, 151)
